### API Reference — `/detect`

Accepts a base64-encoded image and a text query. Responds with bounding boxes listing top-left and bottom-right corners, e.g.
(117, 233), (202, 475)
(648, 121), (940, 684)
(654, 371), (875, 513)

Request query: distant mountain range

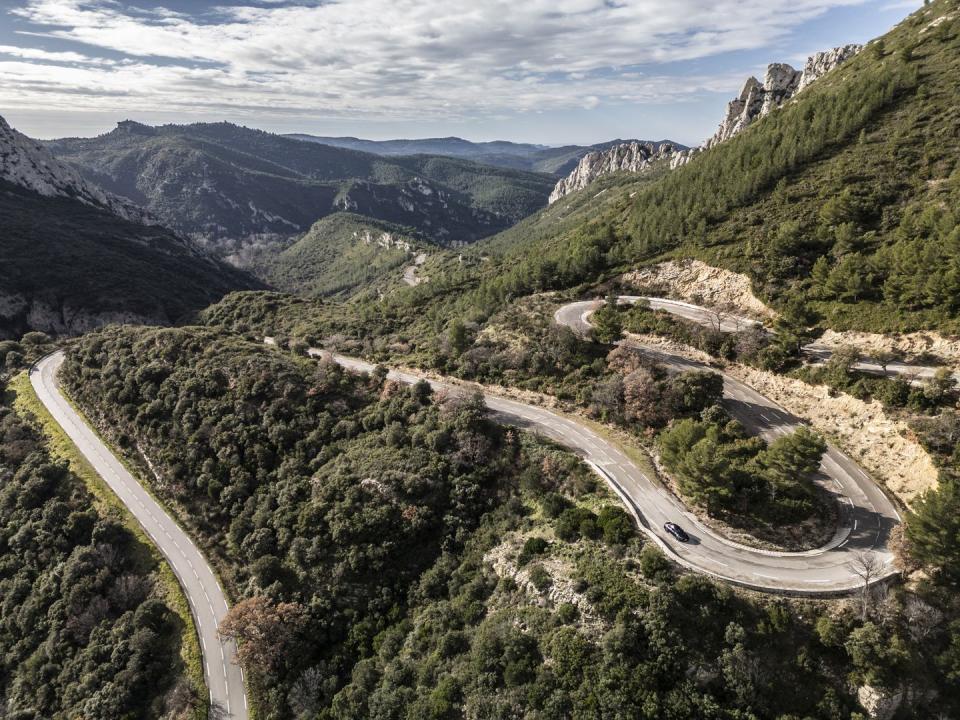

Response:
(0, 114), (258, 339)
(285, 134), (686, 176)
(46, 122), (557, 254)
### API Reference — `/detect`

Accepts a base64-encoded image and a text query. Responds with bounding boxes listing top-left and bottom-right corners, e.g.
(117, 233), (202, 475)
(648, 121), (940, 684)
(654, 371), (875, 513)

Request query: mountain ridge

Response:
(0, 113), (260, 338)
(0, 114), (153, 224)
(47, 121), (556, 253)
(286, 133), (687, 176)
(548, 43), (862, 203)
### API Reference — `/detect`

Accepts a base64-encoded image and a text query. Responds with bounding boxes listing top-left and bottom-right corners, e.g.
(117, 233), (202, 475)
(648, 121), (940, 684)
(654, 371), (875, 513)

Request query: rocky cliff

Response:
(548, 141), (686, 203)
(703, 44), (862, 149)
(0, 114), (152, 224)
(550, 44), (861, 201)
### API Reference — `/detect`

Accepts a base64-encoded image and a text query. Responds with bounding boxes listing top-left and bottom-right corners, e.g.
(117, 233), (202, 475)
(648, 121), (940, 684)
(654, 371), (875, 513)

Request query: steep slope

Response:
(48, 122), (555, 252)
(702, 44), (862, 149)
(0, 116), (259, 339)
(549, 44), (860, 202)
(0, 115), (150, 223)
(459, 1), (957, 336)
(253, 212), (421, 298)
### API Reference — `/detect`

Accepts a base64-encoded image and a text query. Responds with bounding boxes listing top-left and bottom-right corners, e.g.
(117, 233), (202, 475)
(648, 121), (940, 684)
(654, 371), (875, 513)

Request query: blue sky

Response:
(0, 0), (921, 145)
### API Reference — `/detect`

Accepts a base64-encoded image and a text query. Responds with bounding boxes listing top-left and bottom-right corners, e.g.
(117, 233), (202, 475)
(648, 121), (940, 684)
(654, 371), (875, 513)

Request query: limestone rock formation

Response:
(798, 44), (863, 92)
(552, 43), (863, 196)
(703, 44), (862, 150)
(548, 141), (686, 203)
(0, 114), (152, 224)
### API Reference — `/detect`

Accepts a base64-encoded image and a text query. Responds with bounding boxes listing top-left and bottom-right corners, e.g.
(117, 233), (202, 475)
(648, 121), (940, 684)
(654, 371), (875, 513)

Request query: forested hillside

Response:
(483, 0), (960, 334)
(0, 179), (260, 339)
(0, 375), (194, 718)
(47, 122), (555, 253)
(56, 324), (960, 718)
(251, 213), (420, 298)
(207, 0), (960, 358)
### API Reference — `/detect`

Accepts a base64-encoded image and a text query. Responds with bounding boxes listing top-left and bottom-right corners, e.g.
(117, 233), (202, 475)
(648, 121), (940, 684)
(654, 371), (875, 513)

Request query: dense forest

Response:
(51, 324), (960, 718)
(0, 373), (192, 719)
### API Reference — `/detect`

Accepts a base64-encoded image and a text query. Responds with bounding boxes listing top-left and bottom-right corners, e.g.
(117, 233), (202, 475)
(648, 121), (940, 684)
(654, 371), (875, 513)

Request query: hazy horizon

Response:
(1, 0), (922, 145)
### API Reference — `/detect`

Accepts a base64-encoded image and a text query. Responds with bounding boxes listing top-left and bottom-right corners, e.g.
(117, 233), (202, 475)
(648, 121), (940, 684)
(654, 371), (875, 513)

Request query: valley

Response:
(2, 0), (960, 718)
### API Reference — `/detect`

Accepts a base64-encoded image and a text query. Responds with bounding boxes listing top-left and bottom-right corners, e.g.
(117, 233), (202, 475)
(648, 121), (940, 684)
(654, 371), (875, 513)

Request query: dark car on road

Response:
(664, 522), (690, 542)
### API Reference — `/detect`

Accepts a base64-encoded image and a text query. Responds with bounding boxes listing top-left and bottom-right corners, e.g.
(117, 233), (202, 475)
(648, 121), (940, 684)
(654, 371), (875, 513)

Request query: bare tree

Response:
(903, 595), (944, 644)
(706, 307), (728, 334)
(851, 551), (884, 621)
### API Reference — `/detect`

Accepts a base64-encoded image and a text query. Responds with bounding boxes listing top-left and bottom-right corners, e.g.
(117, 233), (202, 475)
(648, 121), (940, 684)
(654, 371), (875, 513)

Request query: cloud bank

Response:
(1, 0), (870, 126)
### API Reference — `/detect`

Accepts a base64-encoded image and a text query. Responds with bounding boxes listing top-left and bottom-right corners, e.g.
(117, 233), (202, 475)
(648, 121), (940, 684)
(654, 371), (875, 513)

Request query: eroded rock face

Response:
(0, 292), (161, 340)
(857, 685), (904, 720)
(703, 44), (861, 150)
(0, 114), (152, 224)
(798, 44), (863, 92)
(548, 141), (686, 203)
(553, 43), (862, 195)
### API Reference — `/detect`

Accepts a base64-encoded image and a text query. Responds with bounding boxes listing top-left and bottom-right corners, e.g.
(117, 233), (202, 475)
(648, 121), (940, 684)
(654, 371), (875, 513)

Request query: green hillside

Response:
(477, 0), (960, 334)
(48, 122), (555, 251)
(0, 180), (260, 339)
(254, 213), (420, 298)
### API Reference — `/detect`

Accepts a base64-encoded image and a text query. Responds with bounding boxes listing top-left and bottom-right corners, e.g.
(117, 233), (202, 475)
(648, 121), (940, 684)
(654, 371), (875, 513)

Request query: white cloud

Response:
(0, 43), (110, 63)
(2, 0), (871, 124)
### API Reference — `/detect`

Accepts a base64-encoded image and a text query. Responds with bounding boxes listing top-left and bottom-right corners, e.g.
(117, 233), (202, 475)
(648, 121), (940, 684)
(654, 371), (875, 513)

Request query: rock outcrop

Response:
(798, 44), (863, 92)
(0, 114), (152, 224)
(551, 43), (862, 199)
(857, 685), (904, 720)
(703, 44), (862, 150)
(548, 141), (686, 203)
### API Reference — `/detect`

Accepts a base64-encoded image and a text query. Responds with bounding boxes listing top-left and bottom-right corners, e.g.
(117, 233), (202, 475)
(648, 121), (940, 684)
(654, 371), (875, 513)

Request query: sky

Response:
(0, 0), (922, 146)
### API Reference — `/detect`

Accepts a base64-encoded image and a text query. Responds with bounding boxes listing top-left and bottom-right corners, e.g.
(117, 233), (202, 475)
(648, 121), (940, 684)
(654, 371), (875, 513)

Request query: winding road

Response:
(611, 295), (957, 383)
(31, 352), (248, 719)
(311, 334), (900, 594)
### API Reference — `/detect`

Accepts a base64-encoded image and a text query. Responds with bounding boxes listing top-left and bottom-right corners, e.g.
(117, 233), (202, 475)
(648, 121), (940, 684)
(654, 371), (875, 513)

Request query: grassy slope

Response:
(9, 371), (208, 720)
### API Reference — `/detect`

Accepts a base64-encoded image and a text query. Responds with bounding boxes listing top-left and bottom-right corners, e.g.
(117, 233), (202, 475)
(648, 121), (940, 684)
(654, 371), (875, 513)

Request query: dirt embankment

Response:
(628, 332), (939, 507)
(624, 260), (960, 368)
(623, 260), (777, 321)
(728, 365), (938, 506)
(815, 329), (960, 369)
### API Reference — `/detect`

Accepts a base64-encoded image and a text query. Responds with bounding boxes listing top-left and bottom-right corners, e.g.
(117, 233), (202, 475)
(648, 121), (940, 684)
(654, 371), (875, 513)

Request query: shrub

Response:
(20, 331), (51, 346)
(555, 507), (598, 542)
(528, 564), (552, 591)
(639, 545), (672, 581)
(540, 492), (571, 518)
(597, 506), (635, 545)
(518, 537), (550, 566)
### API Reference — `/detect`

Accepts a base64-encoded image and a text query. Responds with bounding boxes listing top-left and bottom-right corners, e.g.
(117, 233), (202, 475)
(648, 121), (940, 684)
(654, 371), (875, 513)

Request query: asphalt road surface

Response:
(32, 352), (248, 719)
(313, 348), (900, 594)
(606, 295), (956, 383)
